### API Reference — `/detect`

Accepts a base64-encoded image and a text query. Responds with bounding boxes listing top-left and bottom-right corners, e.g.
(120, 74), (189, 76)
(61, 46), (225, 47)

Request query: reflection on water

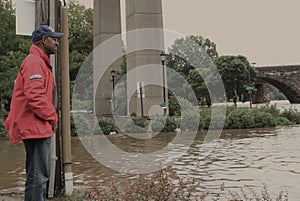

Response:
(1, 125), (299, 199)
(0, 141), (25, 193)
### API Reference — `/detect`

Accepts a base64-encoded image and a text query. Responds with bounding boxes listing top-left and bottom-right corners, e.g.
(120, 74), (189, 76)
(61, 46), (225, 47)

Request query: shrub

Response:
(70, 115), (78, 136)
(199, 107), (226, 130)
(168, 96), (181, 116)
(0, 115), (8, 138)
(74, 168), (204, 201)
(225, 108), (255, 129)
(0, 109), (8, 138)
(124, 117), (148, 133)
(150, 116), (177, 132)
(225, 108), (279, 129)
(260, 104), (281, 117)
(71, 114), (91, 136)
(280, 108), (300, 124)
(98, 117), (118, 135)
(275, 116), (292, 126)
(180, 112), (199, 131)
(251, 109), (276, 128)
(63, 169), (289, 201)
(199, 108), (211, 130)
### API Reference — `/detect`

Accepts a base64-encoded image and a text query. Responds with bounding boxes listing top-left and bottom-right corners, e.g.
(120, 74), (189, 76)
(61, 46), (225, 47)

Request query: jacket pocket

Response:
(17, 120), (52, 137)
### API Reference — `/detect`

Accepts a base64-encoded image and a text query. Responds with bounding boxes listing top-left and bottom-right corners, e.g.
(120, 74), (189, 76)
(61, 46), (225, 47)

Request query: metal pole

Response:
(249, 68), (252, 108)
(162, 60), (166, 115)
(111, 70), (116, 112)
(60, 5), (73, 196)
(112, 74), (115, 111)
(139, 82), (144, 117)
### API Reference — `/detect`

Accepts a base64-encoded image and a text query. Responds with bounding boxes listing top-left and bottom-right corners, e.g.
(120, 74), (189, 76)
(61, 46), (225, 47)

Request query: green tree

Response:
(186, 68), (212, 106)
(167, 35), (218, 78)
(166, 35), (218, 106)
(0, 0), (31, 112)
(214, 55), (256, 106)
(69, 0), (93, 81)
(68, 0), (94, 110)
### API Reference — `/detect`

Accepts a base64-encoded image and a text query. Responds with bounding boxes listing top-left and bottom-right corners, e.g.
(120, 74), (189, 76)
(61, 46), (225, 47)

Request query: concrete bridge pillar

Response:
(125, 0), (165, 116)
(93, 0), (165, 117)
(93, 0), (122, 116)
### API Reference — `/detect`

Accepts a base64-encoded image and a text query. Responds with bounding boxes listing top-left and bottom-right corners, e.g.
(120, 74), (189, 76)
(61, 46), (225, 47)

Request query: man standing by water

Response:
(4, 25), (63, 201)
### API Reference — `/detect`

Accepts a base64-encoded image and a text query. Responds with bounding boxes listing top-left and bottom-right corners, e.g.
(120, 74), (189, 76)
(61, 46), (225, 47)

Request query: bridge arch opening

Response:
(256, 77), (299, 103)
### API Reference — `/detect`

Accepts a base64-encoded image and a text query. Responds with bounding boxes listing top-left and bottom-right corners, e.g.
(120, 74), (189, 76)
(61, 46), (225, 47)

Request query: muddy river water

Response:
(0, 101), (300, 199)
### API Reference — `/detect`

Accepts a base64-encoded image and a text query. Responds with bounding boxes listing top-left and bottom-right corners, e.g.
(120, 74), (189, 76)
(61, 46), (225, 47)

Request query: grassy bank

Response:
(69, 104), (300, 136)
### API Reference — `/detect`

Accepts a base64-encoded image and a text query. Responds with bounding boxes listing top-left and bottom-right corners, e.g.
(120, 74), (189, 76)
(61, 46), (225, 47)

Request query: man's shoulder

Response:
(22, 54), (44, 67)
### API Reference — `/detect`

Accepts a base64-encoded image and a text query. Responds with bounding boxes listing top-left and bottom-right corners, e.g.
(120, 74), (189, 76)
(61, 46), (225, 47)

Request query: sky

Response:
(79, 0), (300, 66)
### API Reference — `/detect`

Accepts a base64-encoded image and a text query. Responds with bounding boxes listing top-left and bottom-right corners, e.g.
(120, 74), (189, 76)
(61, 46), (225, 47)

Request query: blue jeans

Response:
(23, 137), (51, 201)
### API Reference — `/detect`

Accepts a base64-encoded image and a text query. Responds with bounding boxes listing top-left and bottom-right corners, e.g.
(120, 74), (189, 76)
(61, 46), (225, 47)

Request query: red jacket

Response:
(4, 44), (58, 144)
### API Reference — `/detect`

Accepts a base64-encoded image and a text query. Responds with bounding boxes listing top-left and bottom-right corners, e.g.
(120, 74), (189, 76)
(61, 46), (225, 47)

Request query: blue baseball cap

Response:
(32, 25), (64, 42)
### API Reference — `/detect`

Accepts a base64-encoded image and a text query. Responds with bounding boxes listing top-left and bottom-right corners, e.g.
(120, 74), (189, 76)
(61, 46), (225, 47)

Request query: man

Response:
(4, 25), (63, 201)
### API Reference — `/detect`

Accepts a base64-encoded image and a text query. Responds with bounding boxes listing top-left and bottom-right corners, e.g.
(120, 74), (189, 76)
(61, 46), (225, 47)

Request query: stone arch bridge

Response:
(253, 65), (300, 103)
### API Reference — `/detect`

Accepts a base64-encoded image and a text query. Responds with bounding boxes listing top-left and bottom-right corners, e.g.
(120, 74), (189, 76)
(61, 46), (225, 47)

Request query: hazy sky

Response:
(80, 0), (300, 66)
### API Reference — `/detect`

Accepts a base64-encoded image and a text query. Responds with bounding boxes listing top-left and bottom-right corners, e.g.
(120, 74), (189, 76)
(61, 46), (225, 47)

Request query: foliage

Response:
(224, 107), (280, 129)
(71, 114), (91, 136)
(274, 116), (292, 126)
(68, 0), (93, 81)
(61, 169), (288, 201)
(0, 0), (31, 111)
(198, 108), (211, 130)
(174, 97), (200, 131)
(186, 67), (221, 106)
(124, 117), (148, 133)
(166, 35), (218, 105)
(214, 55), (256, 106)
(66, 168), (204, 201)
(225, 108), (254, 129)
(251, 109), (276, 128)
(280, 108), (300, 124)
(0, 112), (8, 138)
(150, 116), (177, 132)
(222, 184), (288, 201)
(70, 115), (78, 136)
(69, 0), (94, 112)
(71, 115), (119, 136)
(0, 0), (31, 136)
(98, 117), (118, 135)
(167, 35), (218, 78)
(0, 0), (17, 55)
(168, 95), (181, 116)
(259, 104), (281, 117)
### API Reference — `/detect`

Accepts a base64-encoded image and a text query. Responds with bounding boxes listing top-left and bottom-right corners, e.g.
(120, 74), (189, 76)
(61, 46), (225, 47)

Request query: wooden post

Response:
(60, 5), (73, 196)
(35, 0), (64, 197)
(35, 0), (49, 26)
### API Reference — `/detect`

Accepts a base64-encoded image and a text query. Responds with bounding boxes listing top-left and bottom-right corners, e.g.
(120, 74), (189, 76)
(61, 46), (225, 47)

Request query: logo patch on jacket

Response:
(29, 74), (42, 80)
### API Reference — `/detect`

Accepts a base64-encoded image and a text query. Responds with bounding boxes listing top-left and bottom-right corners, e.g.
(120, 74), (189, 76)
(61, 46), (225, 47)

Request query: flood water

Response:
(1, 126), (299, 199)
(0, 101), (300, 200)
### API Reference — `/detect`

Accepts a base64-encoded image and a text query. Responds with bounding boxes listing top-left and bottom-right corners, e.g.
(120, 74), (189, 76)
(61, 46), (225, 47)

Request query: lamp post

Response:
(111, 70), (116, 111)
(160, 51), (167, 115)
